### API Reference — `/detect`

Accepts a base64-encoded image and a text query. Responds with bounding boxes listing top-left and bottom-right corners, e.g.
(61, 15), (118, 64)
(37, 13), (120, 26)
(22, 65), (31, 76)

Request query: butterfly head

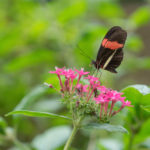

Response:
(91, 60), (98, 69)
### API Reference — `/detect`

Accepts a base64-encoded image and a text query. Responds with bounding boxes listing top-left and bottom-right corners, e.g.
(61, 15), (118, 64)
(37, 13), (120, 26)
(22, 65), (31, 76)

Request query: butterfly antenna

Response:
(99, 70), (103, 78)
(76, 45), (93, 61)
(99, 69), (103, 85)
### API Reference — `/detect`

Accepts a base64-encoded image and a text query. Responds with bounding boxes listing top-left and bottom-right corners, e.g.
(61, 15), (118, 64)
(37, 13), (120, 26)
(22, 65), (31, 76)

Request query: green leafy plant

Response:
(122, 85), (150, 150)
(0, 0), (150, 150)
(6, 67), (134, 150)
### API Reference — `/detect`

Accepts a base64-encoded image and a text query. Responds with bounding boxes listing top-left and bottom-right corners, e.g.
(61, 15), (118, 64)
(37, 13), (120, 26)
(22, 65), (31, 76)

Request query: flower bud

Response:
(44, 82), (54, 88)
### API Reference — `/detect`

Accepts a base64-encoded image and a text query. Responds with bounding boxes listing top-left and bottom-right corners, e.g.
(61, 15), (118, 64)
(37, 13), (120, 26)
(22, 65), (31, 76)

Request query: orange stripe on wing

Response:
(102, 38), (123, 50)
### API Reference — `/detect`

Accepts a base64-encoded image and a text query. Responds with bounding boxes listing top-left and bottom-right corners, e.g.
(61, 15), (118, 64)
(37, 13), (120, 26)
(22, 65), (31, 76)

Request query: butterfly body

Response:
(92, 26), (127, 73)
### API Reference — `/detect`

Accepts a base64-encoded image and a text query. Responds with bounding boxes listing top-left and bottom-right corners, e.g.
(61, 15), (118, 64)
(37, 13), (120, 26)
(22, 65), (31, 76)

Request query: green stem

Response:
(64, 118), (82, 150)
(127, 133), (134, 150)
(87, 131), (96, 150)
(13, 138), (30, 150)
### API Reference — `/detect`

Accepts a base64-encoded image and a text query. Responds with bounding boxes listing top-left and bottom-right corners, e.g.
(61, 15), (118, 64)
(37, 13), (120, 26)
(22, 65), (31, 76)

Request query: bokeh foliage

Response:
(0, 0), (150, 150)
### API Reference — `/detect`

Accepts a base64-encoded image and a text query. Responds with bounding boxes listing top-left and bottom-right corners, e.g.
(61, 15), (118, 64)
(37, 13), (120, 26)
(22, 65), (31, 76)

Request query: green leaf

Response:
(0, 28), (24, 57)
(122, 85), (150, 119)
(0, 117), (7, 135)
(6, 110), (71, 120)
(128, 85), (150, 95)
(14, 86), (49, 110)
(83, 123), (128, 133)
(121, 87), (142, 104)
(58, 1), (86, 23)
(11, 85), (49, 131)
(140, 138), (150, 148)
(140, 58), (150, 69)
(98, 138), (123, 150)
(142, 94), (150, 105)
(122, 84), (150, 105)
(141, 105), (150, 113)
(134, 119), (150, 144)
(33, 99), (62, 112)
(97, 1), (124, 19)
(129, 6), (150, 28)
(126, 35), (143, 52)
(3, 49), (55, 72)
(32, 126), (71, 150)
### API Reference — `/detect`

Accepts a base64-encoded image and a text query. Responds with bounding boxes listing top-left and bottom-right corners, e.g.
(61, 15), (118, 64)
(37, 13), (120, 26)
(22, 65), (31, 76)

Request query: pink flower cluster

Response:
(48, 67), (133, 120)
(94, 87), (132, 119)
(49, 67), (89, 93)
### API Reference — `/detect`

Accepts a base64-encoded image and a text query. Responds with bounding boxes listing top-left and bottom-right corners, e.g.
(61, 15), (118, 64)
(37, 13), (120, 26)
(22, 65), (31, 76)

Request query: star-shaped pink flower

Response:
(121, 100), (133, 107)
(94, 94), (109, 104)
(49, 67), (65, 75)
(76, 84), (88, 93)
(84, 75), (99, 85)
(75, 68), (89, 77)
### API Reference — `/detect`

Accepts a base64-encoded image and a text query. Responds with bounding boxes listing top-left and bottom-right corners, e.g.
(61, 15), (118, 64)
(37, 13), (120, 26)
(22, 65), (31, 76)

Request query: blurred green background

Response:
(0, 0), (150, 150)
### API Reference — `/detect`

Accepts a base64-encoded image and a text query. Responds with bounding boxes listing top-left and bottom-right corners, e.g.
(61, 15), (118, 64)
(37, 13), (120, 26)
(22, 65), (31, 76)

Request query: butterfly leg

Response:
(98, 70), (103, 85)
(95, 62), (99, 77)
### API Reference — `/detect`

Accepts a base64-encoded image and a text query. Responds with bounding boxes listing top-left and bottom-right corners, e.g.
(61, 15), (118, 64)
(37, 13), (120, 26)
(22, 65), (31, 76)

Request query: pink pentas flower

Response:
(49, 67), (65, 91)
(108, 90), (123, 102)
(70, 74), (77, 93)
(86, 77), (100, 102)
(97, 88), (124, 102)
(66, 69), (77, 80)
(70, 74), (77, 80)
(72, 68), (89, 93)
(76, 84), (88, 92)
(93, 86), (133, 118)
(76, 84), (88, 97)
(62, 69), (76, 78)
(75, 68), (89, 77)
(76, 84), (81, 89)
(111, 99), (133, 116)
(60, 70), (67, 76)
(121, 100), (133, 107)
(94, 93), (110, 103)
(97, 86), (108, 93)
(92, 81), (101, 89)
(68, 69), (74, 74)
(83, 85), (89, 92)
(64, 78), (70, 91)
(84, 75), (99, 85)
(94, 91), (114, 119)
(48, 67), (133, 121)
(84, 75), (99, 81)
(119, 96), (126, 102)
(94, 96), (106, 104)
(49, 67), (65, 75)
(67, 69), (77, 80)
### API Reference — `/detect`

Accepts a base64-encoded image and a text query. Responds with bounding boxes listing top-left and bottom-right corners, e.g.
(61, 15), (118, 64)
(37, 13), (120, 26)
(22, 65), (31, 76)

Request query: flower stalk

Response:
(64, 117), (82, 150)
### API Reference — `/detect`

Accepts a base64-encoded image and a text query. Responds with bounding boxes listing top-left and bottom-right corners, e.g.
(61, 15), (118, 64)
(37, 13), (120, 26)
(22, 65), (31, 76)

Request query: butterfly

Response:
(91, 26), (127, 73)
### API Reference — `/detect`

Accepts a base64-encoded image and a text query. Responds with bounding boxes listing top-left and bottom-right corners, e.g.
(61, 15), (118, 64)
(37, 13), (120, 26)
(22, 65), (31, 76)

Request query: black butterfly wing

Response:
(96, 26), (122, 63)
(94, 26), (127, 72)
(105, 48), (123, 73)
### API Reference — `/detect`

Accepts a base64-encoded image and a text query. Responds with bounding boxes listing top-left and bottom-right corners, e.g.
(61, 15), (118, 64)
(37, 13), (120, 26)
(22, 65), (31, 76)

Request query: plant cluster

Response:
(48, 67), (132, 123)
